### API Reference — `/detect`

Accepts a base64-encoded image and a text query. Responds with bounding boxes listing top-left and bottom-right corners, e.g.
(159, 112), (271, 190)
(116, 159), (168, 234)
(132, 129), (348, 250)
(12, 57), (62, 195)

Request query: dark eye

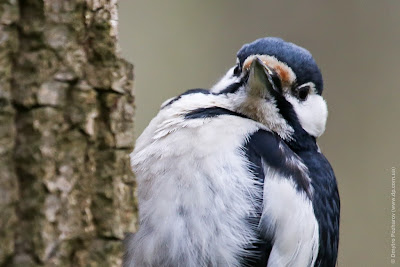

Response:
(295, 85), (310, 101)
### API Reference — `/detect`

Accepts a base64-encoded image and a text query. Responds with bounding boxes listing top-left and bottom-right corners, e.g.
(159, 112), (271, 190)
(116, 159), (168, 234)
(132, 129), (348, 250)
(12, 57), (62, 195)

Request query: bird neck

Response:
(271, 93), (319, 152)
(287, 128), (318, 152)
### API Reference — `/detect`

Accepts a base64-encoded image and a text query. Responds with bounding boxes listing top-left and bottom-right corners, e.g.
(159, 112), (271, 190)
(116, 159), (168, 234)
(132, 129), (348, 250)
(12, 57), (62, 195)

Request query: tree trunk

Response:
(0, 0), (137, 266)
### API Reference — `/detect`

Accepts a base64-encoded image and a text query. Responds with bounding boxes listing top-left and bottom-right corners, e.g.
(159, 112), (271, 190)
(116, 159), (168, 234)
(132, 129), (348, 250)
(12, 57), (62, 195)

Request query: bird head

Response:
(215, 37), (328, 149)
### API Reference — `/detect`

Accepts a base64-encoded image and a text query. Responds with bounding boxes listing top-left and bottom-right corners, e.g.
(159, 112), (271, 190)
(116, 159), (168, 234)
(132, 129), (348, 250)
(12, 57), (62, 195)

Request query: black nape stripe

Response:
(180, 88), (211, 96)
(184, 107), (248, 120)
(163, 80), (244, 109)
(218, 80), (244, 94)
(163, 88), (211, 108)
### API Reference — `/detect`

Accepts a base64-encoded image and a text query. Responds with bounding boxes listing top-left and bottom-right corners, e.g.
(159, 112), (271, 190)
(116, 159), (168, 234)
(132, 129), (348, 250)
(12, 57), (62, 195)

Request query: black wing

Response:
(297, 150), (340, 267)
(241, 129), (313, 267)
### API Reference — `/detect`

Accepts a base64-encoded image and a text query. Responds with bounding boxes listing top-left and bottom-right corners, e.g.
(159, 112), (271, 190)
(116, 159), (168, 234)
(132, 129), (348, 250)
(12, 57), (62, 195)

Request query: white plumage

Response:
(127, 94), (264, 267)
(125, 73), (319, 266)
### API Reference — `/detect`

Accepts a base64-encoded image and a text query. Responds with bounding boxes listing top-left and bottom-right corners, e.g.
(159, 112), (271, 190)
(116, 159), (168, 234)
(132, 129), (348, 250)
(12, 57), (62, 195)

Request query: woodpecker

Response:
(124, 37), (340, 267)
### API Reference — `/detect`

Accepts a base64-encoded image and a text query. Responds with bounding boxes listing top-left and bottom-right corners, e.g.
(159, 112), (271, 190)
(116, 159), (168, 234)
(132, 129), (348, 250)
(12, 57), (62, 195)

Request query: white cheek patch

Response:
(287, 94), (328, 137)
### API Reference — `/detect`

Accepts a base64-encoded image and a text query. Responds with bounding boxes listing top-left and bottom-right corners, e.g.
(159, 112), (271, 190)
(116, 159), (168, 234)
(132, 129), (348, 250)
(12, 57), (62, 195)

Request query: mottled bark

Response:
(0, 0), (137, 266)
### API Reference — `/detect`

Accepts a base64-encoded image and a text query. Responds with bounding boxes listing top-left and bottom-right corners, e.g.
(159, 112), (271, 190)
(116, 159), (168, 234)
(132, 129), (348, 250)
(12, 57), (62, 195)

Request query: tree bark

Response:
(0, 0), (137, 266)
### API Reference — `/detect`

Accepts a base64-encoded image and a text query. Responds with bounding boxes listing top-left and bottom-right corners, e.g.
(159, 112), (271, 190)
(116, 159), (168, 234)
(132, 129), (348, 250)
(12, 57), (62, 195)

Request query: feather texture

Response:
(125, 92), (321, 267)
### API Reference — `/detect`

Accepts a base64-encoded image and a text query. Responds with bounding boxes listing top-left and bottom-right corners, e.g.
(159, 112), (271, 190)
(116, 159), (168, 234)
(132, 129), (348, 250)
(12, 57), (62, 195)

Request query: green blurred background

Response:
(119, 1), (400, 266)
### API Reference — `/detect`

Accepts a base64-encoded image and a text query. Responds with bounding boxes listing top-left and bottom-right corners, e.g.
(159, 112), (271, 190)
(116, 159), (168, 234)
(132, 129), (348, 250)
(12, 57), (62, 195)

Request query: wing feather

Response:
(243, 129), (319, 267)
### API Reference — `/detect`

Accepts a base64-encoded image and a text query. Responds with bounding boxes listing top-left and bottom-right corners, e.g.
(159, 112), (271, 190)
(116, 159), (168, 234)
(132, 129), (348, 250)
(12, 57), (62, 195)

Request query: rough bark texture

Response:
(0, 0), (137, 266)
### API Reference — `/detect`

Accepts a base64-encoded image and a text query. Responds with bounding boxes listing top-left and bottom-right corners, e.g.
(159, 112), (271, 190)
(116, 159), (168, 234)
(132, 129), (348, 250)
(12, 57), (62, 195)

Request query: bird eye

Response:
(295, 85), (310, 101)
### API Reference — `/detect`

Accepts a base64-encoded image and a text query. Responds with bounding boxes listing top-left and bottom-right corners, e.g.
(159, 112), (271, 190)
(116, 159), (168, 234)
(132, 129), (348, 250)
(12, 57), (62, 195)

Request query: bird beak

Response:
(247, 57), (280, 98)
